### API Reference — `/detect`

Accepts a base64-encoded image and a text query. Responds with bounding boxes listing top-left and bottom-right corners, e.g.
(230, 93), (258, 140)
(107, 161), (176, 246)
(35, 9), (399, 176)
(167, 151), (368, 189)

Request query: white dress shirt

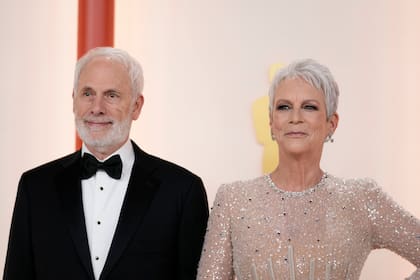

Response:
(81, 140), (135, 280)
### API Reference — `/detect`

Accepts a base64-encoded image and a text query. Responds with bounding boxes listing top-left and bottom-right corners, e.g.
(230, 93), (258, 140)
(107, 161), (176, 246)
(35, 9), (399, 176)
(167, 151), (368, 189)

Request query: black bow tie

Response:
(81, 153), (123, 180)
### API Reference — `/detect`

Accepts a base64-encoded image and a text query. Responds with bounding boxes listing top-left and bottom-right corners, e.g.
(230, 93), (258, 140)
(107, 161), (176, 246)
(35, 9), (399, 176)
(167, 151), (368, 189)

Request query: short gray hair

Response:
(73, 47), (144, 99)
(268, 59), (339, 119)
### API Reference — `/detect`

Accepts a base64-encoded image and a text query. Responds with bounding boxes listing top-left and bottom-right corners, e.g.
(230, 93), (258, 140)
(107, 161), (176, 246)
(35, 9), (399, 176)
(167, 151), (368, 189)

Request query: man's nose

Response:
(90, 96), (106, 115)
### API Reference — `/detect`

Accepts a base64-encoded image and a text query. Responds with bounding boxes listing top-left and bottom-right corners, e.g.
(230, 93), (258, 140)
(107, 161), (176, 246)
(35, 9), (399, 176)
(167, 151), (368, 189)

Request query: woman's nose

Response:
(289, 108), (303, 123)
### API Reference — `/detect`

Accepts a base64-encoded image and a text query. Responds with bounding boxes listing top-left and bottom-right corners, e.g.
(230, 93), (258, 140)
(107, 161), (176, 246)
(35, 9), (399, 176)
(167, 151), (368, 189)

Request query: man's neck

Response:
(83, 139), (130, 160)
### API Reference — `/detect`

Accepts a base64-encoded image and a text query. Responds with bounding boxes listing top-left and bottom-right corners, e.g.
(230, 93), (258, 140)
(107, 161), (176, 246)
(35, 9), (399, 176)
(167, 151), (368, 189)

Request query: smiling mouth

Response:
(84, 120), (113, 130)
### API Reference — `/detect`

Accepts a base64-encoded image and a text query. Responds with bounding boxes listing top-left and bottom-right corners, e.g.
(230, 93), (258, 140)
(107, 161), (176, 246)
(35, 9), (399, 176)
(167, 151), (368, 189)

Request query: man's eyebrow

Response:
(104, 89), (120, 94)
(80, 86), (93, 91)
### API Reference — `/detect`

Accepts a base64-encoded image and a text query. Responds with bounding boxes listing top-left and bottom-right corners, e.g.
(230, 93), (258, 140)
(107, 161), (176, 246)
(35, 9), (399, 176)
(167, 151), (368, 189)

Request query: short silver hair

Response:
(268, 59), (339, 119)
(73, 47), (144, 99)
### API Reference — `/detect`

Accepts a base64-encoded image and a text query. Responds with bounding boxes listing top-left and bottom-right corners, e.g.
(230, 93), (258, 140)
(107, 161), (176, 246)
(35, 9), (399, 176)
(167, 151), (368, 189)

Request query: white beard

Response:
(75, 115), (132, 153)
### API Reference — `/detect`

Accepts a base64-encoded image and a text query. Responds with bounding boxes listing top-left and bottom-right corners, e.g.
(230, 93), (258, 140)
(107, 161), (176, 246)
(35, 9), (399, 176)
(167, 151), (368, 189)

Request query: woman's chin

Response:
(282, 143), (312, 156)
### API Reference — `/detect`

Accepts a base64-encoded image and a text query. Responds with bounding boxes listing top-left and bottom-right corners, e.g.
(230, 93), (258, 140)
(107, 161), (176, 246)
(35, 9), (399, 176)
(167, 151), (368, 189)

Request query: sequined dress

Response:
(197, 174), (420, 280)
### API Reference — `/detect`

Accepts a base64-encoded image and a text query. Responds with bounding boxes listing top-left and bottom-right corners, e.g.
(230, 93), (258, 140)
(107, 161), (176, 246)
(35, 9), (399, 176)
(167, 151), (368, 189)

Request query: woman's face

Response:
(270, 77), (338, 157)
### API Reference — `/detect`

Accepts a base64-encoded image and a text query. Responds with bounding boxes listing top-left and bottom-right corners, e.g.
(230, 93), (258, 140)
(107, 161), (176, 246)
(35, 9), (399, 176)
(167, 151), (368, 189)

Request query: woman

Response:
(197, 59), (419, 280)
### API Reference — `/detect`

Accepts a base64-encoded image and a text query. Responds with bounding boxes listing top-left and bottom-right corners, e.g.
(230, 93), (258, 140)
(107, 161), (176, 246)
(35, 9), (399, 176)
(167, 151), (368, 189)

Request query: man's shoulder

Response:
(131, 141), (200, 181)
(141, 152), (200, 180)
(22, 150), (80, 178)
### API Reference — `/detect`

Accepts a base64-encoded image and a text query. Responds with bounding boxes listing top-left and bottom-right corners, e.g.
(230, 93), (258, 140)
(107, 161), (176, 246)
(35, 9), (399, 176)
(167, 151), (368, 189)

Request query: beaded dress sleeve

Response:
(363, 180), (420, 279)
(197, 184), (234, 280)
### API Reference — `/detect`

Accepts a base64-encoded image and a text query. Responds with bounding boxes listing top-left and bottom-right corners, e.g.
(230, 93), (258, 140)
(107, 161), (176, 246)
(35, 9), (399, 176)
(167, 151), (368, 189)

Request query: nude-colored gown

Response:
(197, 174), (420, 280)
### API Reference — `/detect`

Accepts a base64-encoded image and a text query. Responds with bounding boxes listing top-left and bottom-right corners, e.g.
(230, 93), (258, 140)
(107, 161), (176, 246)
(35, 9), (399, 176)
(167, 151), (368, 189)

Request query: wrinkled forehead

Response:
(77, 58), (130, 90)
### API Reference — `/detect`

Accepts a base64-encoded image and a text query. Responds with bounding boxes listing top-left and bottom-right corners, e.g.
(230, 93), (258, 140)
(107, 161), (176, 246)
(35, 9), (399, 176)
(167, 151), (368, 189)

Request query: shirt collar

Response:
(81, 140), (135, 178)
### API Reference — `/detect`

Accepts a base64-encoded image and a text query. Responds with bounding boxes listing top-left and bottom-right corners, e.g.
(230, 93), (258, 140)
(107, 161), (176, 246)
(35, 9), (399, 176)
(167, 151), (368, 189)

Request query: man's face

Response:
(73, 56), (143, 157)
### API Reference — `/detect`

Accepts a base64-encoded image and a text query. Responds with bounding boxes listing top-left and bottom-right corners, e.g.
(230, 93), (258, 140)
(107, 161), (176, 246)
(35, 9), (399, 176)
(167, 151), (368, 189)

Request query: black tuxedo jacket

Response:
(4, 141), (209, 280)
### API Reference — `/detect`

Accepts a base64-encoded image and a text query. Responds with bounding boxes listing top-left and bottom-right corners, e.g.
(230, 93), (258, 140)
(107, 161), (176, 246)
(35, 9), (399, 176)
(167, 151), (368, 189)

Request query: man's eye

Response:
(83, 91), (92, 97)
(106, 92), (119, 99)
(277, 104), (290, 111)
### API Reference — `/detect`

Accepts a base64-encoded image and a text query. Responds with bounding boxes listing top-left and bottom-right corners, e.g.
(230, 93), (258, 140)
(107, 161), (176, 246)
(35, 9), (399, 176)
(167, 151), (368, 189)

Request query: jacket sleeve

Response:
(176, 175), (209, 280)
(3, 174), (36, 280)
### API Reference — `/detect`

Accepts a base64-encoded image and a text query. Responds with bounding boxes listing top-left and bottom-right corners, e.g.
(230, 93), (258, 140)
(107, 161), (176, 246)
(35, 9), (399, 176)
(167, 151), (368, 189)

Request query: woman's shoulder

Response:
(328, 173), (377, 186)
(326, 173), (383, 197)
(216, 175), (268, 198)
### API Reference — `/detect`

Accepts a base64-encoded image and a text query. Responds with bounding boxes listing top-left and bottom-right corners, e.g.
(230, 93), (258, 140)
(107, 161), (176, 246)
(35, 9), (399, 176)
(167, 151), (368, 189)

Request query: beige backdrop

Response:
(1, 0), (419, 279)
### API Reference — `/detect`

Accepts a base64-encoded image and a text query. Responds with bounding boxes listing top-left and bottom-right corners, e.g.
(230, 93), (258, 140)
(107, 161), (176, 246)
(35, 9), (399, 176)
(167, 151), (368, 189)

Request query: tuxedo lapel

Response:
(100, 143), (160, 280)
(56, 151), (95, 279)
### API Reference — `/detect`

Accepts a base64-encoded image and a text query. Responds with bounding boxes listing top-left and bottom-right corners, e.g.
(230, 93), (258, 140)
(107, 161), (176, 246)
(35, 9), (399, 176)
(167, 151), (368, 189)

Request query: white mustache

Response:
(83, 117), (114, 123)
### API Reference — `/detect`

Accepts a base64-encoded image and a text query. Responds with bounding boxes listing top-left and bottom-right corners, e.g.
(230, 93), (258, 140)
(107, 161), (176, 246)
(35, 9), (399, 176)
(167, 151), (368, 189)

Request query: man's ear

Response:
(72, 91), (76, 113)
(132, 94), (144, 120)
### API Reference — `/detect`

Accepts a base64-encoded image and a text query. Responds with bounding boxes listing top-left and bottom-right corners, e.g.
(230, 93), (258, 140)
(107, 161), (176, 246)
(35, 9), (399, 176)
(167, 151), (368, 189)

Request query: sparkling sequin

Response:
(197, 174), (420, 280)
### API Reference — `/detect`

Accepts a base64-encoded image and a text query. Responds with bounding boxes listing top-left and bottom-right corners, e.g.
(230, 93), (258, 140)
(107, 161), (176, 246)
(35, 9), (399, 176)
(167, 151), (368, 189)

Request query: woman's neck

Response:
(270, 155), (324, 192)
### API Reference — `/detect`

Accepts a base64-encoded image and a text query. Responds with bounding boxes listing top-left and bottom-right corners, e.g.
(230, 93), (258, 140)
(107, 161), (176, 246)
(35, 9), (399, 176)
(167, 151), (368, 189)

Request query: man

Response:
(4, 47), (209, 280)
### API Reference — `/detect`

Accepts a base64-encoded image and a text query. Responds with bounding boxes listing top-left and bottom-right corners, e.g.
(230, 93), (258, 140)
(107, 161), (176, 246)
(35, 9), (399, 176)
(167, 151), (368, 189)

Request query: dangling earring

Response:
(325, 134), (334, 143)
(271, 131), (276, 141)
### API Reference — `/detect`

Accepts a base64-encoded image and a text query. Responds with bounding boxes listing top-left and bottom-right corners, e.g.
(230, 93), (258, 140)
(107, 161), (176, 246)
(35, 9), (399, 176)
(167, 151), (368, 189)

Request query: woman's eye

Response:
(276, 104), (290, 111)
(303, 105), (318, 111)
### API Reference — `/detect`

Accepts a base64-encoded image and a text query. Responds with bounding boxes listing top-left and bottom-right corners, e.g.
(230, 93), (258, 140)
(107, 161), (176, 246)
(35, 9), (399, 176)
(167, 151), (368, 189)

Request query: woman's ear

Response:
(328, 112), (339, 135)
